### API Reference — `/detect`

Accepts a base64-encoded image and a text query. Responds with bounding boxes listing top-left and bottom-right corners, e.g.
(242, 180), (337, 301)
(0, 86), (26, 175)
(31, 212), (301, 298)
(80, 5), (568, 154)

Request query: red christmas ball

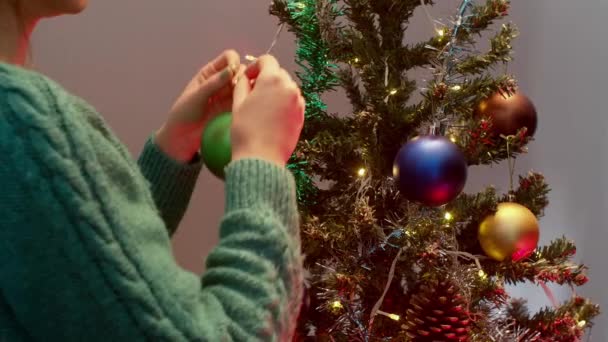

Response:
(474, 91), (538, 137)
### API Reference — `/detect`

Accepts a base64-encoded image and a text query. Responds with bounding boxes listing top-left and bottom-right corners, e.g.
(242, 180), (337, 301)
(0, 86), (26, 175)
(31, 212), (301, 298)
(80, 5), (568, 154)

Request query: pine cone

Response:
(404, 278), (472, 341)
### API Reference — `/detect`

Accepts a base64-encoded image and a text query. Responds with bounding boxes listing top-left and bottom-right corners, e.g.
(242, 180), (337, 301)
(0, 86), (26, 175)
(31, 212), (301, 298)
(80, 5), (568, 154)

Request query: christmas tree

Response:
(270, 0), (600, 340)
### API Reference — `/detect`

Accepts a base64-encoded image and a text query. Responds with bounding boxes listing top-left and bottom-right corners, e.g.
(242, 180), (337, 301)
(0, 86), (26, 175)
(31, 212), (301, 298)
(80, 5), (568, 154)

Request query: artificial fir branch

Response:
(456, 23), (518, 75)
(504, 172), (550, 216)
(487, 258), (589, 286)
(396, 37), (446, 70)
(534, 237), (577, 261)
(270, 0), (599, 339)
(410, 75), (514, 132)
(478, 235), (589, 286)
(338, 67), (366, 112)
(508, 297), (600, 340)
(468, 0), (511, 34)
(463, 121), (532, 166)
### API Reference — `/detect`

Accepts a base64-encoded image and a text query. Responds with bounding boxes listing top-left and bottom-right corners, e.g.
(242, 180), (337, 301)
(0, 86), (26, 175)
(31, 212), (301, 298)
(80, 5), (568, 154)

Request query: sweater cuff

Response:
(224, 159), (298, 228)
(137, 134), (203, 233)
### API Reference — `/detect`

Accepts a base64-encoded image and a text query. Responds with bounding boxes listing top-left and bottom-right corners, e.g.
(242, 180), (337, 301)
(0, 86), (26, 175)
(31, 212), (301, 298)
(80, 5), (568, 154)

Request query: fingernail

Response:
(221, 67), (232, 80)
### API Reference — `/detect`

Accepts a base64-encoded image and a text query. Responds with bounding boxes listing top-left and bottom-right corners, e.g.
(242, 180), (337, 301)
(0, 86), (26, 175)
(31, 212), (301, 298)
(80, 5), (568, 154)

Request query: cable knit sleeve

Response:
(137, 134), (203, 236)
(0, 75), (303, 341)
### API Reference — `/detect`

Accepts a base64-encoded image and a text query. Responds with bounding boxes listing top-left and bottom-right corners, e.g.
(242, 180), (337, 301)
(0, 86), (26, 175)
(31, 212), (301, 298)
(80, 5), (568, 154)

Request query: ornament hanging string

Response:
(505, 135), (517, 200)
(508, 134), (563, 312)
(235, 22), (286, 83)
(266, 22), (285, 55)
(420, 0), (440, 33)
(246, 22), (285, 61)
(539, 281), (559, 309)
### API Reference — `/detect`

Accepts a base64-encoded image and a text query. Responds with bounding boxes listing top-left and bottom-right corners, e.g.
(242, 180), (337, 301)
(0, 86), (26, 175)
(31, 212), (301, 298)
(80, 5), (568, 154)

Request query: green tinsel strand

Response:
(271, 0), (340, 205)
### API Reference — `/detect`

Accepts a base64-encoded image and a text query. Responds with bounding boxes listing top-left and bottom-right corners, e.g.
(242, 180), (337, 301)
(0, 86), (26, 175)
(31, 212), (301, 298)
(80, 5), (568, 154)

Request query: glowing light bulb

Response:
(444, 212), (453, 221)
(478, 270), (488, 280)
(245, 55), (257, 62)
(450, 136), (457, 143)
(389, 89), (398, 96)
(357, 168), (367, 177)
(331, 301), (343, 309)
(354, 57), (360, 63)
(437, 28), (445, 37)
(577, 320), (587, 328)
(388, 313), (401, 321)
(451, 85), (462, 91)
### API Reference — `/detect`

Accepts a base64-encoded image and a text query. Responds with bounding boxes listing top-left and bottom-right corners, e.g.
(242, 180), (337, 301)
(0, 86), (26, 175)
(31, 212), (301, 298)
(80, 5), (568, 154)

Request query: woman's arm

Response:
(137, 134), (203, 237)
(0, 86), (303, 341)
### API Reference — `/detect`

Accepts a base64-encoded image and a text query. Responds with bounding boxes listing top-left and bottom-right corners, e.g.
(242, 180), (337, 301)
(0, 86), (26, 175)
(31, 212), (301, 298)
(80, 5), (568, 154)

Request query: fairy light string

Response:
(368, 2), (478, 329)
(422, 0), (474, 127)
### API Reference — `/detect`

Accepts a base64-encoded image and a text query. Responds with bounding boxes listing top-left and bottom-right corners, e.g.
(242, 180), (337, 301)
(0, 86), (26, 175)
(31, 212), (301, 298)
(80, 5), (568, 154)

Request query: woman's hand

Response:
(231, 55), (305, 167)
(155, 50), (240, 163)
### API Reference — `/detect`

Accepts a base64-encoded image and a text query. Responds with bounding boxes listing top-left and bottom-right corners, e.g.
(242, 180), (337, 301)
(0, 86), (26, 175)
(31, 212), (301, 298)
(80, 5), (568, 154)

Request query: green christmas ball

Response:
(201, 112), (232, 179)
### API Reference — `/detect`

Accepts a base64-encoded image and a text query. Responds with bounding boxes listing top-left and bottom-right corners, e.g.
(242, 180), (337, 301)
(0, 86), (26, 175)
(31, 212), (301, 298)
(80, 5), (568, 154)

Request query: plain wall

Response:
(31, 1), (607, 338)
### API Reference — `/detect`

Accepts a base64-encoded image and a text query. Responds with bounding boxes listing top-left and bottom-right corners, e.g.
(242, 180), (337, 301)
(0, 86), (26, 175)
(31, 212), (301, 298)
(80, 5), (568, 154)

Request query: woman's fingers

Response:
(198, 50), (240, 81)
(233, 65), (251, 111)
(190, 66), (234, 109)
(244, 55), (280, 80)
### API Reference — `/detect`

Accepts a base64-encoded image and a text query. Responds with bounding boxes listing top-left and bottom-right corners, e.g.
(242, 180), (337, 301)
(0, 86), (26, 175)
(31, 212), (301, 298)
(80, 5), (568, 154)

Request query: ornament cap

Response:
(428, 120), (450, 136)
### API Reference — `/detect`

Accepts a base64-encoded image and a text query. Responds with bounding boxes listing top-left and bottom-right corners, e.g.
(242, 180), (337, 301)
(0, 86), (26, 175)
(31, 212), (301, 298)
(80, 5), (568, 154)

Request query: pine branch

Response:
(456, 23), (518, 75)
(467, 0), (511, 35)
(506, 298), (531, 324)
(509, 297), (600, 340)
(343, 1), (382, 57)
(503, 172), (550, 216)
(396, 36), (445, 70)
(412, 74), (514, 131)
(337, 67), (366, 112)
(483, 251), (589, 287)
(534, 237), (577, 261)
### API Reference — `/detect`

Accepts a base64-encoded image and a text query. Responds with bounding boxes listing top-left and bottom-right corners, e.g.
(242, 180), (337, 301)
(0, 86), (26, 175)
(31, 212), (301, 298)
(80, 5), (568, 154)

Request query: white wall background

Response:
(32, 1), (608, 339)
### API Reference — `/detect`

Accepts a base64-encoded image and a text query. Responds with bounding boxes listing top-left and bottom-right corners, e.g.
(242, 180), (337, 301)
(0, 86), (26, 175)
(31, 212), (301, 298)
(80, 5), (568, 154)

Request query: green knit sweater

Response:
(0, 62), (303, 341)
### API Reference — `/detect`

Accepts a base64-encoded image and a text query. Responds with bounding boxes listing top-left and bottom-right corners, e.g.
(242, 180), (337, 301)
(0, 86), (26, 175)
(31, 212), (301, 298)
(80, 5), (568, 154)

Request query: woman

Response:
(0, 1), (305, 341)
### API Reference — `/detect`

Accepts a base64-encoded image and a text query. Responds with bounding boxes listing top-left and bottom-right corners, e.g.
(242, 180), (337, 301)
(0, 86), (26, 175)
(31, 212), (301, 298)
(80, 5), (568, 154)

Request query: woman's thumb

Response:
(194, 67), (234, 102)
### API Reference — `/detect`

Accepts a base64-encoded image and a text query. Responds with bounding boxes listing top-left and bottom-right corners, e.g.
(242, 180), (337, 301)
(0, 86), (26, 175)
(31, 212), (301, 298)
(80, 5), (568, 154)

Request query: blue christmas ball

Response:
(393, 135), (468, 207)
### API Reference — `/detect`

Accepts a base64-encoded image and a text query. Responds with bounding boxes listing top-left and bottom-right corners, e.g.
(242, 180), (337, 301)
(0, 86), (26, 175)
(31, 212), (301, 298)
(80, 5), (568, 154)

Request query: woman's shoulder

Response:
(0, 62), (96, 127)
(0, 63), (84, 153)
(0, 62), (55, 112)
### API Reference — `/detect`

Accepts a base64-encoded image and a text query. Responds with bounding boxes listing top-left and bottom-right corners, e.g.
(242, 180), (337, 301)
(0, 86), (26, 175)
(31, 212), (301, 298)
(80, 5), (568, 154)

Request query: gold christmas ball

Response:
(478, 202), (540, 262)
